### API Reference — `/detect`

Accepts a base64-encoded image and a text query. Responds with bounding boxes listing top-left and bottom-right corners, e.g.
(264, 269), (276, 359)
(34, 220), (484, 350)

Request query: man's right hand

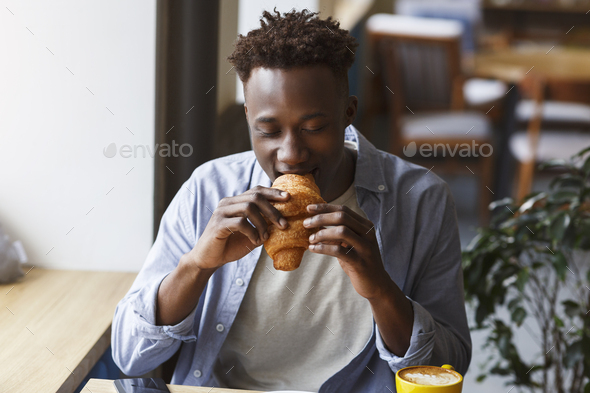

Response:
(185, 186), (290, 271)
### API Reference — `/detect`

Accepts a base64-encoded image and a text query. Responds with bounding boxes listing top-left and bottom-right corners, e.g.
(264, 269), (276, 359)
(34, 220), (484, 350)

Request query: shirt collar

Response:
(252, 124), (388, 193)
(346, 124), (388, 193)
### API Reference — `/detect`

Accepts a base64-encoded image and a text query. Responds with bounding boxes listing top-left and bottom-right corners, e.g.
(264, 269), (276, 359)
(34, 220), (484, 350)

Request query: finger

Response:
(219, 185), (289, 205)
(309, 226), (368, 254)
(245, 206), (270, 241)
(317, 240), (343, 246)
(224, 216), (262, 246)
(244, 185), (290, 202)
(220, 190), (288, 230)
(308, 242), (360, 263)
(303, 208), (367, 235)
(218, 202), (269, 241)
(239, 188), (289, 229)
(308, 203), (373, 229)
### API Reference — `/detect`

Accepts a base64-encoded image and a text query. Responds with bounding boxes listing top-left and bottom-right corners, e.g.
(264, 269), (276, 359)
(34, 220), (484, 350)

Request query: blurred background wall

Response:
(0, 0), (156, 271)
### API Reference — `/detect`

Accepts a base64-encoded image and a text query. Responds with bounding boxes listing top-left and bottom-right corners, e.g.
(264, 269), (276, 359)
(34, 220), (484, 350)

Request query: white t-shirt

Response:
(213, 144), (374, 392)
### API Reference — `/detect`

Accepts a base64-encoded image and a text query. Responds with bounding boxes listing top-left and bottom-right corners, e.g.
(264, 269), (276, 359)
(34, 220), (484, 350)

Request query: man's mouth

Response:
(276, 167), (319, 181)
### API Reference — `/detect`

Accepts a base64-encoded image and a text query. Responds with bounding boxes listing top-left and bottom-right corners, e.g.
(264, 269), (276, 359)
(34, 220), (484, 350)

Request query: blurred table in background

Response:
(481, 0), (590, 48)
(473, 47), (590, 199)
(83, 378), (262, 393)
(474, 47), (590, 83)
(0, 267), (137, 393)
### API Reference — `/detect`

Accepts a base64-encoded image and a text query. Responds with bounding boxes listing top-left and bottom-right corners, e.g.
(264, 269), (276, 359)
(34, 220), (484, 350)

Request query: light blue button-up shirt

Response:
(111, 125), (471, 392)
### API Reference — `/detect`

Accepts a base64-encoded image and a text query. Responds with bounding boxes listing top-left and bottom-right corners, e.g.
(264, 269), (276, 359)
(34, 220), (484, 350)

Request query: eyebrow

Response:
(255, 111), (328, 123)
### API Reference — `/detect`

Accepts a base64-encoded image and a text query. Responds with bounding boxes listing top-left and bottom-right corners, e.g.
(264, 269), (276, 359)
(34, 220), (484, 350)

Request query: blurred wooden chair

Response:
(364, 13), (498, 223)
(515, 79), (590, 132)
(510, 76), (590, 201)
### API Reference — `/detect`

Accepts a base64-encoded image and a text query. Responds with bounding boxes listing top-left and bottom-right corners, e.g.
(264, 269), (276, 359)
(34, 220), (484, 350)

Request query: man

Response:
(112, 9), (471, 392)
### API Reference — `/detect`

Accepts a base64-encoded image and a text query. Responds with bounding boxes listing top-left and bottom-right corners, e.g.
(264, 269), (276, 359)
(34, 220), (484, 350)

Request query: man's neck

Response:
(323, 146), (356, 202)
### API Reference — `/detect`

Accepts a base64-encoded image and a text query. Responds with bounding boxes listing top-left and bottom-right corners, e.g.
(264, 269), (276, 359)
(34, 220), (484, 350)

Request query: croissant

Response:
(264, 174), (326, 271)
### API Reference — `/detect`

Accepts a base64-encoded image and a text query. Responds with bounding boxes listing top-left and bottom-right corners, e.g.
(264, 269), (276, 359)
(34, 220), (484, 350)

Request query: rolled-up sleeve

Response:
(375, 298), (436, 369)
(111, 179), (198, 377)
(129, 272), (198, 342)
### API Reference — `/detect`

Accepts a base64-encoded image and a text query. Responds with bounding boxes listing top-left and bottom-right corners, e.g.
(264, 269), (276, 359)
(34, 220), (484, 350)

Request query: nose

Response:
(277, 130), (309, 166)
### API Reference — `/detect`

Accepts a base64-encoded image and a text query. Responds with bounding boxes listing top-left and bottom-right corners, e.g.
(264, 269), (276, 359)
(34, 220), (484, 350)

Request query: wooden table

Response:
(472, 46), (590, 199)
(474, 47), (590, 83)
(83, 379), (262, 393)
(0, 267), (137, 393)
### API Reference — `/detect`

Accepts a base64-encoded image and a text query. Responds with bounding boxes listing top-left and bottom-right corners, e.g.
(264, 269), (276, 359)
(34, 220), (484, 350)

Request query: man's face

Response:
(244, 65), (357, 200)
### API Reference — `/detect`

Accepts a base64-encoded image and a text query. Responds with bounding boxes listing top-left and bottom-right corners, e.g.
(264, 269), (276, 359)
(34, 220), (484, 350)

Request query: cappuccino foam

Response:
(399, 367), (460, 386)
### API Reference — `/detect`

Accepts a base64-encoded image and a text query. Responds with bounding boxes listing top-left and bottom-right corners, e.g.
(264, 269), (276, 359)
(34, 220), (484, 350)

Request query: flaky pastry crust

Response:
(264, 174), (325, 271)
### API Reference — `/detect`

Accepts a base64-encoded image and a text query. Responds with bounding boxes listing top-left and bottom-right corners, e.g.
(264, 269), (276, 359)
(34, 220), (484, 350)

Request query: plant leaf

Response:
(564, 340), (584, 368)
(550, 212), (571, 241)
(465, 233), (484, 253)
(507, 298), (520, 312)
(552, 252), (568, 281)
(548, 190), (578, 205)
(554, 315), (564, 328)
(572, 146), (590, 159)
(490, 365), (511, 376)
(550, 173), (584, 190)
(489, 197), (513, 210)
(516, 268), (529, 292)
(582, 154), (590, 175)
(518, 192), (546, 214)
(538, 158), (568, 170)
(511, 307), (526, 326)
(562, 300), (580, 318)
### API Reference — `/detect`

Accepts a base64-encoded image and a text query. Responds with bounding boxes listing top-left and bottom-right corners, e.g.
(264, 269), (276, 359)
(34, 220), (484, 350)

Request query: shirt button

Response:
(235, 278), (244, 286)
(193, 369), (202, 378)
(378, 185), (385, 191)
(216, 323), (225, 332)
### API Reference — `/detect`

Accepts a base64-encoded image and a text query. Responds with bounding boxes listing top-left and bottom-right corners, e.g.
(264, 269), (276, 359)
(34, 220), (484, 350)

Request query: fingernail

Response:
(308, 204), (317, 211)
(280, 218), (288, 228)
(309, 234), (315, 241)
(303, 218), (311, 227)
(281, 191), (288, 197)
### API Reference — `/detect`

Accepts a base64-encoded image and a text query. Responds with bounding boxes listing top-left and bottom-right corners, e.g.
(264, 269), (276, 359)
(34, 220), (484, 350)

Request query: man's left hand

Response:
(303, 203), (393, 300)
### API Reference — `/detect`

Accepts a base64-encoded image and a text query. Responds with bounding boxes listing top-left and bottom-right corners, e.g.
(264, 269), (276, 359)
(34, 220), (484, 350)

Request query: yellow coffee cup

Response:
(395, 364), (463, 393)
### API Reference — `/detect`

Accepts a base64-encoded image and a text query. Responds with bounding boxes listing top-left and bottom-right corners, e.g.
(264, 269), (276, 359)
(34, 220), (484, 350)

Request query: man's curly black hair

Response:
(228, 8), (358, 99)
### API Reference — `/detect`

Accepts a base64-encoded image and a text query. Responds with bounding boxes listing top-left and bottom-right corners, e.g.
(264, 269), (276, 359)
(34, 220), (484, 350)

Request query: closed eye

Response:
(256, 129), (281, 137)
(256, 127), (324, 136)
(303, 127), (325, 134)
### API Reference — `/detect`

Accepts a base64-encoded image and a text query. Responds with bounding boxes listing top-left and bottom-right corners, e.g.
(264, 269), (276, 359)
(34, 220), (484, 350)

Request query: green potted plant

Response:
(462, 147), (590, 393)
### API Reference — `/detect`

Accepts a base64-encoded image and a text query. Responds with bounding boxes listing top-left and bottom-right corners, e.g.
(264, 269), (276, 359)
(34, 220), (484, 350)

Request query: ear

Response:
(344, 95), (358, 127)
